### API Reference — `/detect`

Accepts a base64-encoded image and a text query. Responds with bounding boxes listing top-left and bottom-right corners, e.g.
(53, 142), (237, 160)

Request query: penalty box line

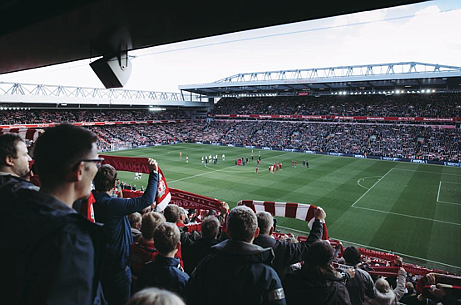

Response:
(437, 181), (461, 206)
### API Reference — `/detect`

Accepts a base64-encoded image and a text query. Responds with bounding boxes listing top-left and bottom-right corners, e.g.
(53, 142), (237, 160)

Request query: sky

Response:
(0, 0), (460, 93)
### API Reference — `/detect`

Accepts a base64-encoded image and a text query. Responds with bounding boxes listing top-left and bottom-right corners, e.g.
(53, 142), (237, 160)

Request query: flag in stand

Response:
(237, 200), (329, 240)
(100, 155), (171, 211)
(155, 168), (171, 212)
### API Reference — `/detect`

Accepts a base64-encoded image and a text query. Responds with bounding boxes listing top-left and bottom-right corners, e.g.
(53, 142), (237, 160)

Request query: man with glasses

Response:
(92, 159), (159, 305)
(1, 124), (106, 305)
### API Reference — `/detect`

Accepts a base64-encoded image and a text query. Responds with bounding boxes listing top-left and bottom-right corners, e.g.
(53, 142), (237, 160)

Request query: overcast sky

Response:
(0, 0), (460, 93)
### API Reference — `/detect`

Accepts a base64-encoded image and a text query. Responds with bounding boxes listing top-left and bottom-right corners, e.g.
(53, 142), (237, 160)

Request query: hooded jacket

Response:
(186, 239), (286, 305)
(1, 188), (106, 305)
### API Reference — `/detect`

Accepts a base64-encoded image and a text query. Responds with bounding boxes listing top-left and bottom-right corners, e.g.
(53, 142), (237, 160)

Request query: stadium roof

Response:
(0, 0), (427, 76)
(179, 62), (461, 97)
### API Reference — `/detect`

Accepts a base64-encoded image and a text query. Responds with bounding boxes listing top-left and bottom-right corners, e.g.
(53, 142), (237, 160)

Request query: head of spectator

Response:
(126, 287), (185, 305)
(93, 164), (117, 193)
(201, 216), (220, 240)
(227, 205), (259, 243)
(129, 212), (142, 230)
(33, 124), (100, 206)
(343, 245), (361, 266)
(129, 212), (143, 242)
(256, 211), (274, 236)
(154, 222), (181, 257)
(178, 207), (187, 225)
(163, 204), (181, 223)
(304, 239), (335, 277)
(375, 278), (391, 294)
(406, 282), (415, 295)
(141, 212), (166, 242)
(0, 133), (32, 178)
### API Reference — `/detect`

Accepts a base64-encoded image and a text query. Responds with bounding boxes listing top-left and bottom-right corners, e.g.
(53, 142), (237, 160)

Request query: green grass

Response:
(102, 143), (461, 274)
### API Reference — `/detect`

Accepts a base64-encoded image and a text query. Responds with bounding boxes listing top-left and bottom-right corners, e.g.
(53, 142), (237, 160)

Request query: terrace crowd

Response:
(211, 94), (461, 118)
(0, 108), (190, 125)
(91, 121), (461, 162)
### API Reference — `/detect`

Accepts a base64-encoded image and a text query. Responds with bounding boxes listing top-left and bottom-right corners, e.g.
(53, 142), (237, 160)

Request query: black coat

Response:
(283, 267), (351, 305)
(182, 237), (220, 275)
(1, 188), (106, 305)
(186, 239), (286, 305)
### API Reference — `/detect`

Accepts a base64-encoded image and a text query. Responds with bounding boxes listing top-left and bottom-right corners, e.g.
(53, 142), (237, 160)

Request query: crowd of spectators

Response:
(211, 94), (461, 118)
(0, 108), (190, 125)
(90, 121), (461, 162)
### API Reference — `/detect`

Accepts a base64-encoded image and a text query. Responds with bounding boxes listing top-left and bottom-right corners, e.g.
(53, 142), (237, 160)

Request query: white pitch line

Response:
(351, 168), (393, 207)
(393, 168), (461, 177)
(357, 176), (383, 190)
(352, 206), (461, 226)
(437, 181), (442, 202)
(277, 225), (461, 269)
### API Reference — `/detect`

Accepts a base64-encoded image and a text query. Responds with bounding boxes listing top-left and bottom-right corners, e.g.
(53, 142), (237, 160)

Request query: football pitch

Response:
(103, 143), (461, 274)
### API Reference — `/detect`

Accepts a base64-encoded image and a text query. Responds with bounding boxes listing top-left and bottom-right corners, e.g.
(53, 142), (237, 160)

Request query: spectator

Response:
(1, 124), (105, 304)
(0, 133), (37, 197)
(283, 239), (352, 305)
(93, 160), (159, 305)
(129, 212), (166, 278)
(129, 212), (143, 242)
(137, 223), (189, 298)
(364, 267), (407, 305)
(253, 208), (325, 280)
(127, 287), (185, 305)
(183, 216), (221, 275)
(342, 246), (377, 305)
(186, 205), (286, 305)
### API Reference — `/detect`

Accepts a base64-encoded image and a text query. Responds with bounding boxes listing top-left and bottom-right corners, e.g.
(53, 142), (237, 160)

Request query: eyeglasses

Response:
(74, 157), (104, 169)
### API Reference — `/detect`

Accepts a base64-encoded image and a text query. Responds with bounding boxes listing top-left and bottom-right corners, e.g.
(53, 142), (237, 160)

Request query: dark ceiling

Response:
(0, 0), (428, 76)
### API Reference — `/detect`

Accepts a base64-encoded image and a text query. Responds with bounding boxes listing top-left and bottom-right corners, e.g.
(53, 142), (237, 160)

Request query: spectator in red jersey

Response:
(129, 212), (166, 280)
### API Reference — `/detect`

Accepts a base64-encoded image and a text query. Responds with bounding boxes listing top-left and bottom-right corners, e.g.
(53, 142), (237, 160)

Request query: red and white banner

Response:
(237, 200), (329, 240)
(100, 155), (171, 211)
(0, 128), (41, 140)
(169, 188), (223, 211)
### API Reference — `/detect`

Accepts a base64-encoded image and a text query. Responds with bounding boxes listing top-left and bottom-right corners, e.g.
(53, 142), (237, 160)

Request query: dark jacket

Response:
(283, 267), (351, 305)
(137, 255), (189, 298)
(182, 237), (220, 275)
(345, 265), (376, 305)
(253, 218), (323, 280)
(0, 173), (39, 200)
(186, 239), (286, 305)
(1, 188), (106, 305)
(93, 171), (158, 270)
